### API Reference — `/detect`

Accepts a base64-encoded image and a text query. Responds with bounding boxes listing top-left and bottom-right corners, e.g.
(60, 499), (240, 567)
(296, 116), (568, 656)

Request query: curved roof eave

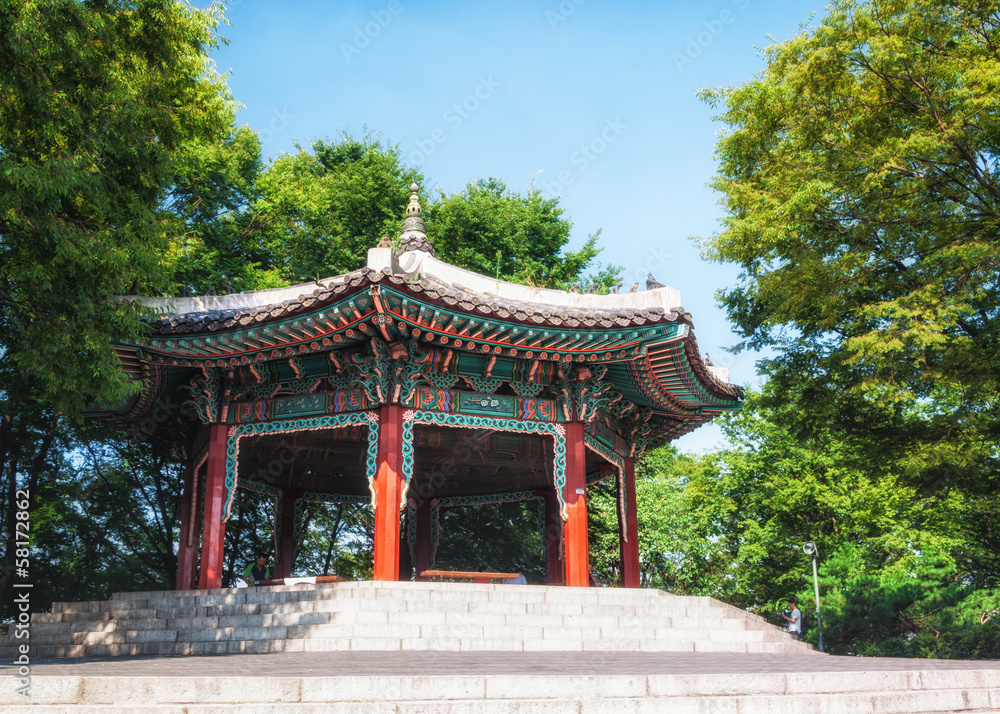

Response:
(119, 206), (741, 404)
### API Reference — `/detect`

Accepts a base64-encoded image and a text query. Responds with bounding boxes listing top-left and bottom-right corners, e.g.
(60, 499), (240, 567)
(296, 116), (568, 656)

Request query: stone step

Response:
(6, 583), (813, 658)
(5, 702), (1000, 714)
(50, 596), (726, 618)
(38, 597), (760, 617)
(32, 602), (768, 632)
(3, 637), (809, 660)
(2, 670), (998, 713)
(32, 611), (781, 637)
(4, 699), (1000, 714)
(106, 580), (666, 598)
(26, 609), (767, 634)
(22, 622), (792, 649)
(19, 604), (795, 634)
(15, 637), (816, 658)
(93, 582), (726, 611)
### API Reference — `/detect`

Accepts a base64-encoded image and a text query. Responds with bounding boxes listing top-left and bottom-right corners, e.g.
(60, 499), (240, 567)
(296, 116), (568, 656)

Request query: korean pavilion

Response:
(92, 185), (743, 590)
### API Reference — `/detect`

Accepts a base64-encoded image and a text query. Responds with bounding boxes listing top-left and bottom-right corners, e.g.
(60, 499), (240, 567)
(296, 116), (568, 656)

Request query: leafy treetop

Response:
(701, 0), (1000, 477)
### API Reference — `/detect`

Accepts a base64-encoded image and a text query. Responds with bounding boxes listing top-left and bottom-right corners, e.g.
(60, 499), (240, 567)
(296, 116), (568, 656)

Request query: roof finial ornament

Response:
(398, 182), (435, 255)
(406, 183), (422, 218)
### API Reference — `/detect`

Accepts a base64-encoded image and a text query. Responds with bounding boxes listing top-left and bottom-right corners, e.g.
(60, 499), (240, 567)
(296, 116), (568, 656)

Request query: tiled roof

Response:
(146, 268), (687, 335)
(118, 181), (743, 427)
(135, 266), (742, 401)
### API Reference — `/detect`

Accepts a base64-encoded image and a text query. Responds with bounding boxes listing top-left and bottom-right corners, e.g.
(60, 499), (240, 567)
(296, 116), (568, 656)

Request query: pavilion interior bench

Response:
(250, 575), (344, 586)
(419, 569), (523, 584)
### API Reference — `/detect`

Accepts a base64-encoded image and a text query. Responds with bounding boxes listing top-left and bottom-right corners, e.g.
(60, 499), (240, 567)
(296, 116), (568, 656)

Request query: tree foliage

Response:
(0, 0), (240, 412)
(625, 388), (1000, 657)
(425, 178), (618, 290)
(291, 501), (373, 582)
(3, 427), (183, 618)
(695, 0), (1000, 656)
(234, 134), (422, 287)
(182, 135), (622, 294)
(701, 0), (1000, 479)
(588, 448), (731, 594)
(431, 501), (546, 582)
(164, 124), (271, 296)
(0, 0), (251, 617)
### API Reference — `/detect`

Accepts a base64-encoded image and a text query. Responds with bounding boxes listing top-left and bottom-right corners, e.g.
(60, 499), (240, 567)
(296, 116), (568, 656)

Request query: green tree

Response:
(221, 490), (279, 588)
(0, 0), (243, 614)
(431, 502), (546, 582)
(700, 0), (1000, 482)
(7, 428), (185, 617)
(0, 0), (240, 412)
(232, 136), (620, 292)
(0, 396), (60, 617)
(671, 387), (997, 656)
(818, 543), (968, 655)
(243, 133), (423, 284)
(426, 178), (619, 290)
(635, 447), (732, 596)
(699, 1), (1000, 651)
(164, 125), (279, 296)
(291, 502), (373, 582)
(587, 446), (731, 595)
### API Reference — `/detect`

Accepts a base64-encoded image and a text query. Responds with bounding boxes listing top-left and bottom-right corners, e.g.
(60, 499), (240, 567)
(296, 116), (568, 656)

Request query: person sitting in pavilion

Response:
(243, 553), (272, 586)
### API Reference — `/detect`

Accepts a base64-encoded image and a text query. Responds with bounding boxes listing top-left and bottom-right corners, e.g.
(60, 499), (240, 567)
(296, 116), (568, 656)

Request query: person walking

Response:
(781, 597), (802, 640)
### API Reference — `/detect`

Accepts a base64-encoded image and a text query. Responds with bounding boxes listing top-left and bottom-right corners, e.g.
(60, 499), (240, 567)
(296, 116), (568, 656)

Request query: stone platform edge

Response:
(2, 668), (1000, 706)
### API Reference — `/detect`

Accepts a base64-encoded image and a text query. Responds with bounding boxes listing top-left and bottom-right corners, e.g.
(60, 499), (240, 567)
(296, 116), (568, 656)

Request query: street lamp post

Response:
(803, 542), (825, 653)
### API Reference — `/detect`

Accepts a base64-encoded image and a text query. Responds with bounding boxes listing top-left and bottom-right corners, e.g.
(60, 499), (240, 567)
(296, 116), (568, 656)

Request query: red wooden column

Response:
(619, 456), (641, 588)
(373, 404), (405, 581)
(414, 499), (432, 580)
(175, 459), (199, 591)
(538, 487), (565, 585)
(562, 421), (590, 587)
(198, 423), (229, 590)
(274, 491), (299, 580)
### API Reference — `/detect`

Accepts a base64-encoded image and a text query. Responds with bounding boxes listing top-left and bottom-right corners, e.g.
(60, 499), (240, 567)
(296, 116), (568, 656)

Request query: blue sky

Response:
(201, 0), (829, 453)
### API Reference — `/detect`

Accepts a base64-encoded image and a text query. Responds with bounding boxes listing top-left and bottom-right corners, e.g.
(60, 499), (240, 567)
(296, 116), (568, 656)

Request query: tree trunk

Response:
(322, 505), (345, 576)
(224, 493), (246, 587)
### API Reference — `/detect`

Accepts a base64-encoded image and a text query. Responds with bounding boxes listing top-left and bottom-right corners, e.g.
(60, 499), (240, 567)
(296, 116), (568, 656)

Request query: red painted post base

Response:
(176, 460), (199, 591)
(198, 424), (228, 590)
(562, 422), (590, 587)
(620, 457), (641, 588)
(373, 404), (405, 581)
(539, 487), (565, 585)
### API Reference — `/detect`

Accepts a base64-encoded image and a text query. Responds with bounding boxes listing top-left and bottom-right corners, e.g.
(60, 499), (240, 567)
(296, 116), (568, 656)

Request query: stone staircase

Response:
(0, 581), (816, 658)
(4, 655), (1000, 712)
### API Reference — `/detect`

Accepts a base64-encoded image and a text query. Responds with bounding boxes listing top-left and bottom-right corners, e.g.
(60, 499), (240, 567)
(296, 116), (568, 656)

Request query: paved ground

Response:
(3, 651), (999, 678)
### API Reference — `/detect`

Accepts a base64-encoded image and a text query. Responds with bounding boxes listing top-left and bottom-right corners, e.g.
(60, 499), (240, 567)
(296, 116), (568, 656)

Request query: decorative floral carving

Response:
(619, 407), (657, 458)
(401, 409), (569, 518)
(181, 365), (221, 423)
(557, 364), (615, 423)
(510, 381), (544, 398)
(222, 412), (380, 523)
(465, 375), (503, 393)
